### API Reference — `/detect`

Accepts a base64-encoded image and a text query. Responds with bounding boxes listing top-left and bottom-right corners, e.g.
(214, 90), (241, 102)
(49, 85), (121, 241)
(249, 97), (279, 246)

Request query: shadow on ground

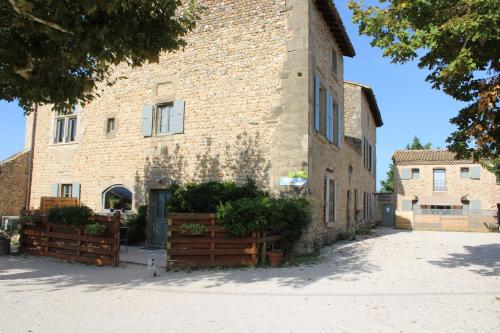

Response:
(429, 243), (500, 276)
(0, 238), (378, 293)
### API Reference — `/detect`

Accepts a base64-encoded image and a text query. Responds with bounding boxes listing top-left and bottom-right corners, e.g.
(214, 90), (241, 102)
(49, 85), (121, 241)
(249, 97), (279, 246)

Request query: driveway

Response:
(1, 229), (499, 333)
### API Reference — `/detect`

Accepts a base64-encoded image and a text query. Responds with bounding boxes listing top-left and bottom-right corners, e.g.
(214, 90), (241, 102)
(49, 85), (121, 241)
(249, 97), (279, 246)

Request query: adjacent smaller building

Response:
(0, 150), (30, 217)
(393, 150), (499, 232)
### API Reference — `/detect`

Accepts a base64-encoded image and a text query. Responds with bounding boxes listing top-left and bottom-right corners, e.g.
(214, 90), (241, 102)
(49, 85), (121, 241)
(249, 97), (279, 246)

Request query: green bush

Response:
(337, 231), (356, 241)
(126, 205), (147, 244)
(217, 196), (311, 254)
(217, 197), (274, 236)
(46, 206), (93, 228)
(84, 223), (106, 236)
(269, 198), (312, 254)
(168, 179), (264, 213)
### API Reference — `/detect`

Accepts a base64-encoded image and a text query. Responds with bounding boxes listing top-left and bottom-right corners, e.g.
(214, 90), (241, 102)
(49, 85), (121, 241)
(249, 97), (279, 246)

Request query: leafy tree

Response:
(349, 0), (500, 161)
(1, 0), (200, 113)
(380, 162), (394, 193)
(406, 136), (432, 150)
(380, 136), (433, 192)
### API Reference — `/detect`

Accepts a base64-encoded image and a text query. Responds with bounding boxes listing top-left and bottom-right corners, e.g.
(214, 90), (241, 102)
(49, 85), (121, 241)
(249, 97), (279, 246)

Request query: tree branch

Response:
(9, 0), (70, 33)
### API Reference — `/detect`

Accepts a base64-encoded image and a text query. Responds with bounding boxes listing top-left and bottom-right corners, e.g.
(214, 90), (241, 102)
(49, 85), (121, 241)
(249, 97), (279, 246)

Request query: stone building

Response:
(26, 0), (382, 251)
(393, 150), (499, 231)
(0, 150), (30, 217)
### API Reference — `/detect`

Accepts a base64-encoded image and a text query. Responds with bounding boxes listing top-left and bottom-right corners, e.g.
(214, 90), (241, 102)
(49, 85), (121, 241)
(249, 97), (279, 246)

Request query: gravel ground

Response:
(1, 228), (499, 333)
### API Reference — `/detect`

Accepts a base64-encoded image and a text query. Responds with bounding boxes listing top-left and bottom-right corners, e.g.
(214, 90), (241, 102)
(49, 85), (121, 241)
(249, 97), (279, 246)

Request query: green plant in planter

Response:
(84, 223), (106, 236)
(19, 210), (43, 224)
(180, 223), (206, 235)
(47, 205), (94, 228)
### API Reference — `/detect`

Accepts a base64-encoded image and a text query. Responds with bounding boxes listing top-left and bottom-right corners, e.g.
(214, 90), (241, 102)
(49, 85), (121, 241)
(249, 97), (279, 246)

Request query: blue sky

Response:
(0, 1), (466, 190)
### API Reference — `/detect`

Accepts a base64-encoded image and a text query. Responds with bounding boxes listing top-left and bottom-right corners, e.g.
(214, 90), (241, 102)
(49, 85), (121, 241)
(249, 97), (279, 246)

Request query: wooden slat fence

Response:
(40, 197), (79, 213)
(20, 213), (121, 267)
(167, 213), (280, 268)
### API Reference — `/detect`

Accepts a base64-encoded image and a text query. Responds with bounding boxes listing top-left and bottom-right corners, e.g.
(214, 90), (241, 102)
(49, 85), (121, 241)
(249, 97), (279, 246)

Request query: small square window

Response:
(411, 168), (420, 179)
(107, 118), (116, 133)
(60, 184), (73, 198)
(460, 167), (470, 179)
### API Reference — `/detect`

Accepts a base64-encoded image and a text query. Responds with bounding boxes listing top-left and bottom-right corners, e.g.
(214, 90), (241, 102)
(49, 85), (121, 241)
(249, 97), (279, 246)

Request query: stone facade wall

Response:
(394, 163), (500, 211)
(0, 150), (30, 216)
(302, 7), (378, 252)
(29, 0), (308, 212)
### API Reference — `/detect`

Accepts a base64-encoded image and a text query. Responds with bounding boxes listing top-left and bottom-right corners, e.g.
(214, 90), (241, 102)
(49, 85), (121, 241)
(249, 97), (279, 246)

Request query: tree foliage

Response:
(349, 0), (500, 160)
(380, 162), (394, 193)
(1, 0), (200, 113)
(381, 136), (432, 192)
(406, 136), (432, 150)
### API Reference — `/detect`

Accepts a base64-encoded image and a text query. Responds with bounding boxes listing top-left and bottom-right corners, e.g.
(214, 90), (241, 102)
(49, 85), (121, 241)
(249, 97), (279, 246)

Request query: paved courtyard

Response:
(1, 229), (499, 333)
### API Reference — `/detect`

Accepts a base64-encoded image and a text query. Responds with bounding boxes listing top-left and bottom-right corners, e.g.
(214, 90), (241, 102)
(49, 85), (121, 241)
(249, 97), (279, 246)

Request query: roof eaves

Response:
(314, 0), (356, 57)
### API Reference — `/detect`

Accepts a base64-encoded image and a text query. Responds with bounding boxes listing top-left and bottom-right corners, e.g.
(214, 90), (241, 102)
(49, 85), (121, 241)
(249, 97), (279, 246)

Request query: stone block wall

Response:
(0, 150), (30, 216)
(394, 163), (500, 211)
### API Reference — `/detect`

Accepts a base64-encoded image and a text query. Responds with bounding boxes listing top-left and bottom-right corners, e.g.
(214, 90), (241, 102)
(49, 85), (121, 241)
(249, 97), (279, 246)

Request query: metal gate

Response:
(382, 204), (395, 227)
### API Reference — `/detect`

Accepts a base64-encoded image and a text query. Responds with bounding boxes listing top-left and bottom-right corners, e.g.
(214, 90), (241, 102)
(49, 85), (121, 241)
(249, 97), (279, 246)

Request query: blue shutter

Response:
(470, 200), (481, 212)
(401, 168), (411, 180)
(314, 76), (320, 132)
(171, 99), (185, 134)
(51, 184), (59, 197)
(401, 200), (412, 212)
(142, 105), (154, 137)
(326, 91), (332, 142)
(337, 104), (342, 147)
(470, 166), (481, 179)
(72, 183), (81, 199)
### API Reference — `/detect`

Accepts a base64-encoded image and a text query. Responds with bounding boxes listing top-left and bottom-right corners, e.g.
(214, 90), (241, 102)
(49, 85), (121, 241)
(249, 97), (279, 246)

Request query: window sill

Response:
(315, 132), (340, 151)
(326, 222), (336, 229)
(49, 142), (78, 147)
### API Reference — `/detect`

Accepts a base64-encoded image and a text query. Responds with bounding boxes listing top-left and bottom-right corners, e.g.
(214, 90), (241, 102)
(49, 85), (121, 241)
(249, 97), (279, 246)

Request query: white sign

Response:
(280, 177), (308, 187)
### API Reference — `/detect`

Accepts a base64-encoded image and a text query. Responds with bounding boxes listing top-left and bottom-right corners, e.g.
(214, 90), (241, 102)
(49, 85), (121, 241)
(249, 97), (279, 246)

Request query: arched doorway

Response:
(102, 185), (133, 212)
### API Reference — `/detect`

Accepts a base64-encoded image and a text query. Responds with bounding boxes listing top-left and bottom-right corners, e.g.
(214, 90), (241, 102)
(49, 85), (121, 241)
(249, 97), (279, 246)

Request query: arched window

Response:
(348, 165), (353, 184)
(103, 185), (132, 211)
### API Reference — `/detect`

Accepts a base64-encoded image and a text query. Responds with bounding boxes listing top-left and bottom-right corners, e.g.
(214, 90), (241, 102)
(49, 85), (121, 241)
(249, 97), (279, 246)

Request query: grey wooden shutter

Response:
(324, 177), (328, 224)
(401, 200), (412, 211)
(470, 166), (481, 179)
(51, 184), (59, 197)
(315, 76), (320, 132)
(72, 183), (81, 199)
(326, 91), (332, 142)
(142, 105), (154, 137)
(171, 99), (185, 134)
(401, 168), (411, 180)
(470, 200), (481, 212)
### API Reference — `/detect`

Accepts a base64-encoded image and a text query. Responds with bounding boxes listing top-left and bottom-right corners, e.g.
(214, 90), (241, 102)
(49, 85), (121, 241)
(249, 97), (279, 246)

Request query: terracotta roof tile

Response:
(393, 150), (474, 165)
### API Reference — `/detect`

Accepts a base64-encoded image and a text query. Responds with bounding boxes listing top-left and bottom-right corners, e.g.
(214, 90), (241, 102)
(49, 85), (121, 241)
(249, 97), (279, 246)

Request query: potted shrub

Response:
(0, 225), (20, 255)
(179, 223), (206, 236)
(84, 223), (106, 236)
(267, 245), (284, 268)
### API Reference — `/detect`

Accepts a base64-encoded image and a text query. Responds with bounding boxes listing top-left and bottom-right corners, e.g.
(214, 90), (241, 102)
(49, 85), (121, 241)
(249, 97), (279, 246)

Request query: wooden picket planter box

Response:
(20, 213), (121, 267)
(167, 213), (280, 268)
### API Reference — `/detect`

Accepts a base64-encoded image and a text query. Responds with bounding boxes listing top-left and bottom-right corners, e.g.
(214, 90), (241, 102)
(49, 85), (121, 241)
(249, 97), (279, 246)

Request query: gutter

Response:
(25, 104), (37, 210)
